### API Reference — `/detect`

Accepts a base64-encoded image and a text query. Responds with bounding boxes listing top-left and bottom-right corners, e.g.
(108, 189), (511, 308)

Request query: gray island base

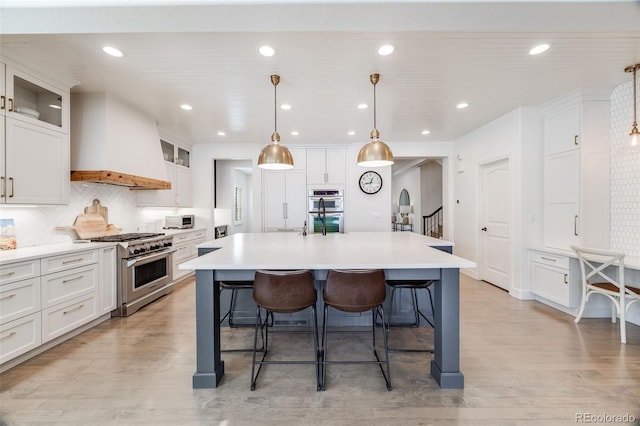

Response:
(179, 232), (476, 390)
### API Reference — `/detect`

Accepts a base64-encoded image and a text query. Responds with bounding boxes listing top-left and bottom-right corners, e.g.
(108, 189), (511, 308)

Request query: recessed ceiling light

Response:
(280, 104), (291, 110)
(529, 44), (550, 55)
(421, 130), (430, 135)
(180, 104), (193, 111)
(378, 44), (395, 56)
(217, 131), (226, 136)
(348, 131), (356, 136)
(291, 131), (299, 136)
(456, 102), (469, 109)
(357, 103), (368, 110)
(102, 46), (124, 58)
(259, 45), (275, 57)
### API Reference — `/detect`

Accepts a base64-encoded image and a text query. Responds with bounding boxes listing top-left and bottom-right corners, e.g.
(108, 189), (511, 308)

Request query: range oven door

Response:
(308, 212), (344, 233)
(121, 249), (174, 306)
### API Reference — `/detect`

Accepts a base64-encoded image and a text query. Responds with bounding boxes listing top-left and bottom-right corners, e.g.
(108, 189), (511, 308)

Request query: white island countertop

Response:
(180, 232), (475, 271)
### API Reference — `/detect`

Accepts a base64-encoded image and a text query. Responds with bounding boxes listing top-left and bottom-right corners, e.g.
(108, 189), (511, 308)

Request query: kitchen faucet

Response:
(318, 197), (327, 235)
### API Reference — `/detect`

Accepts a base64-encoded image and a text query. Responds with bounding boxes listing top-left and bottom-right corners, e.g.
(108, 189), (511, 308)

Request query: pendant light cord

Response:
(633, 66), (638, 128)
(274, 79), (278, 134)
(373, 80), (377, 131)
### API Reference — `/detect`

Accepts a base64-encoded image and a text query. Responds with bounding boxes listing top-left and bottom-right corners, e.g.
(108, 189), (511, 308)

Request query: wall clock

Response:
(359, 170), (383, 194)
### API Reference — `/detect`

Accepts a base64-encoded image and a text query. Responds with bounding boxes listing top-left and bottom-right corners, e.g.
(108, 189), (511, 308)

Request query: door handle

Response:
(481, 227), (487, 232)
(574, 215), (578, 236)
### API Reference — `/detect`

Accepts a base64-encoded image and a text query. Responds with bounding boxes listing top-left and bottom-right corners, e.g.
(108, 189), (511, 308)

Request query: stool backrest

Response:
(324, 269), (386, 313)
(253, 270), (316, 313)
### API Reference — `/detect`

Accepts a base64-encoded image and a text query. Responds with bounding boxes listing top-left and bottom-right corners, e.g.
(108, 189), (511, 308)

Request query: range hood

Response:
(70, 92), (171, 190)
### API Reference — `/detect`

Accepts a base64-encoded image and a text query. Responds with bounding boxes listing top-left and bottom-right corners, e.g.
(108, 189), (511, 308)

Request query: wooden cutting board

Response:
(84, 199), (108, 224)
(56, 213), (121, 239)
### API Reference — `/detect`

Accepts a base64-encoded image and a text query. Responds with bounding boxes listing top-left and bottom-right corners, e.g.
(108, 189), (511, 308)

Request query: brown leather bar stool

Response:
(321, 269), (391, 391)
(385, 279), (435, 353)
(250, 270), (320, 391)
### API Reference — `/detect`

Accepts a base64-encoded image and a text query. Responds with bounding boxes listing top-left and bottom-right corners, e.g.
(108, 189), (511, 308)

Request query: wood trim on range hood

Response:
(71, 170), (171, 190)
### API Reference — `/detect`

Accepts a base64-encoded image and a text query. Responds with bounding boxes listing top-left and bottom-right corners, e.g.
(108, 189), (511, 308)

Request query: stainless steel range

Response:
(90, 232), (175, 317)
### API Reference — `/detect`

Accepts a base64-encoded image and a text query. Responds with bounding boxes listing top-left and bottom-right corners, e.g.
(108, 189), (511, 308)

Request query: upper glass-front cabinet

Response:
(160, 138), (190, 168)
(3, 65), (68, 133)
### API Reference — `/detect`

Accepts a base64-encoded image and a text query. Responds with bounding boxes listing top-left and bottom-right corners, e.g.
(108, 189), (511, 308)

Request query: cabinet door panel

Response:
(99, 246), (117, 314)
(544, 203), (579, 250)
(306, 148), (326, 184)
(545, 150), (579, 203)
(263, 171), (286, 229)
(176, 166), (192, 206)
(545, 103), (579, 155)
(325, 148), (346, 184)
(531, 263), (571, 306)
(284, 170), (307, 230)
(5, 118), (69, 204)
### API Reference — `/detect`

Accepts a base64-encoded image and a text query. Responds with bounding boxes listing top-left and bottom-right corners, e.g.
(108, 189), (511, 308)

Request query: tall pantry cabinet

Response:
(0, 60), (70, 204)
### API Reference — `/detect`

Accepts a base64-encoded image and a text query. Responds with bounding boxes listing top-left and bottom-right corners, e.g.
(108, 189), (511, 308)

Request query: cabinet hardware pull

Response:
(564, 274), (568, 284)
(540, 257), (556, 262)
(0, 293), (17, 301)
(0, 331), (17, 340)
(283, 203), (288, 219)
(0, 176), (4, 198)
(574, 215), (579, 236)
(0, 95), (5, 110)
(62, 258), (83, 265)
(324, 172), (328, 183)
(0, 271), (16, 278)
(574, 135), (578, 145)
(7, 98), (13, 112)
(8, 177), (14, 198)
(63, 304), (85, 315)
(62, 275), (83, 284)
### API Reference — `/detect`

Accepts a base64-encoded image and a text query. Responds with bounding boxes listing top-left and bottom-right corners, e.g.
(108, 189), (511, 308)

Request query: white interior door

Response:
(481, 158), (510, 290)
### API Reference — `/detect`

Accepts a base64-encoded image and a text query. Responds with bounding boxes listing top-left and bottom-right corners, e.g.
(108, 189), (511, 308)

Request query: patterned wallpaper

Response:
(0, 183), (178, 247)
(610, 79), (640, 257)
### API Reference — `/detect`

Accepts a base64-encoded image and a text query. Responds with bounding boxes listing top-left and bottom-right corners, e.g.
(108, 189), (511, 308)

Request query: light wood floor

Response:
(1, 274), (639, 426)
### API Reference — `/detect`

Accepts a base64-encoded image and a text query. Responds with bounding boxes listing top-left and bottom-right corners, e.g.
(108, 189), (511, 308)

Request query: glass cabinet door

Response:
(5, 66), (67, 132)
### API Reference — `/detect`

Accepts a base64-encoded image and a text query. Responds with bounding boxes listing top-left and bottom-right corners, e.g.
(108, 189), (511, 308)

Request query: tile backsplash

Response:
(0, 182), (180, 247)
(610, 79), (640, 257)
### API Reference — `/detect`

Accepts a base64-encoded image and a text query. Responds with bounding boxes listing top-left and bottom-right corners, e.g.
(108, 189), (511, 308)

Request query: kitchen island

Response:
(179, 232), (476, 390)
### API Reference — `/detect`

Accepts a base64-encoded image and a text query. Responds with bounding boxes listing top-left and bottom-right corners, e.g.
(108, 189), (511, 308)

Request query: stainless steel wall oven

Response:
(308, 189), (344, 234)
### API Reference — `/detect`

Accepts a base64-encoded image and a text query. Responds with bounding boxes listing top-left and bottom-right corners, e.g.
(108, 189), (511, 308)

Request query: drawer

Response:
(190, 231), (206, 241)
(173, 242), (192, 262)
(41, 264), (98, 309)
(41, 293), (98, 343)
(173, 233), (191, 244)
(531, 251), (570, 269)
(41, 249), (98, 275)
(0, 313), (41, 364)
(0, 259), (40, 286)
(0, 278), (41, 325)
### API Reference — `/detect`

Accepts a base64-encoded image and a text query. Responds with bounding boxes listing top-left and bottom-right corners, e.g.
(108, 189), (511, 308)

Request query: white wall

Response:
(453, 107), (543, 297)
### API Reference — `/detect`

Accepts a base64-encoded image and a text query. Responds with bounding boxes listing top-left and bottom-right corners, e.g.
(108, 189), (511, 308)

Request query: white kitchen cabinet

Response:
(0, 246), (114, 369)
(306, 148), (346, 185)
(170, 229), (207, 282)
(0, 62), (70, 205)
(542, 90), (610, 251)
(263, 170), (307, 231)
(530, 251), (580, 308)
(137, 140), (192, 207)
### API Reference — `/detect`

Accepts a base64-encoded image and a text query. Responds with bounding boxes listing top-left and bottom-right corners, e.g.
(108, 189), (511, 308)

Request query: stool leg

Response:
(321, 304), (329, 391)
(411, 288), (420, 326)
(228, 288), (237, 327)
(311, 304), (321, 391)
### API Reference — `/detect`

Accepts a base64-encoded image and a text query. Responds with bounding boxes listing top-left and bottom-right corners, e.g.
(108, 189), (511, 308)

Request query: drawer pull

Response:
(0, 271), (16, 278)
(564, 274), (568, 284)
(62, 275), (83, 284)
(0, 331), (17, 340)
(62, 258), (84, 265)
(0, 293), (17, 301)
(540, 257), (557, 262)
(63, 304), (85, 315)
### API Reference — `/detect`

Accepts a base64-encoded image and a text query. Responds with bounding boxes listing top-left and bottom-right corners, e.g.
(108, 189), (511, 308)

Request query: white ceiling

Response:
(1, 1), (639, 147)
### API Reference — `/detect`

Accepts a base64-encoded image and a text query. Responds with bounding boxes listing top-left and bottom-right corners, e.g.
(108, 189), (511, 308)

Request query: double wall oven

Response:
(90, 233), (175, 316)
(308, 189), (344, 233)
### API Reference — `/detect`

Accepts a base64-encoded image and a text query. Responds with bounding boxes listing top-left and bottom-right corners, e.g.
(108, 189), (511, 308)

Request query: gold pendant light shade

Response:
(625, 63), (640, 147)
(357, 73), (393, 167)
(258, 74), (294, 170)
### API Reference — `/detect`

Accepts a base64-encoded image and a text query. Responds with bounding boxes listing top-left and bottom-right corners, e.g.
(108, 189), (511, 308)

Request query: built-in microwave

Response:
(165, 215), (195, 229)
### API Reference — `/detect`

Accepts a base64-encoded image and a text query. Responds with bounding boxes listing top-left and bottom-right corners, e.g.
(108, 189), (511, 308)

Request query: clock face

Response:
(359, 171), (383, 194)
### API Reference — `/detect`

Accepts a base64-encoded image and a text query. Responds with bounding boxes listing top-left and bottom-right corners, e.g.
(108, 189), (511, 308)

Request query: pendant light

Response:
(625, 63), (640, 147)
(357, 73), (394, 167)
(257, 74), (294, 170)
